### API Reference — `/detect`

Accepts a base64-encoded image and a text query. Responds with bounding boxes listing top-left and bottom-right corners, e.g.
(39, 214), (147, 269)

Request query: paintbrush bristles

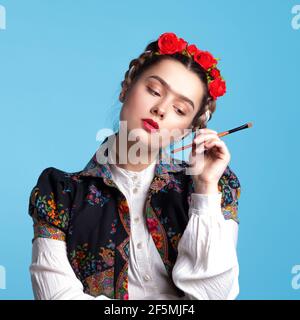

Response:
(227, 122), (253, 134)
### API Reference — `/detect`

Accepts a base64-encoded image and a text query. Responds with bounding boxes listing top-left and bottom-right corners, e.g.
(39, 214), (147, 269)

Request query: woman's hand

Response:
(188, 128), (231, 194)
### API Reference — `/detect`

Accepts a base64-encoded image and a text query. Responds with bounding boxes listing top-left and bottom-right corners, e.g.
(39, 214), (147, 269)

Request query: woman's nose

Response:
(150, 105), (165, 119)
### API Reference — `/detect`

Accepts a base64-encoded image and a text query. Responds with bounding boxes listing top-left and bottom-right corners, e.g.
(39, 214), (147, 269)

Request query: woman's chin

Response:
(135, 130), (162, 149)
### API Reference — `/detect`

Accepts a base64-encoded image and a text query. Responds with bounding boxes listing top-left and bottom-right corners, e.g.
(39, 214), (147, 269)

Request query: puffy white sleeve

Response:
(172, 192), (239, 300)
(30, 237), (114, 300)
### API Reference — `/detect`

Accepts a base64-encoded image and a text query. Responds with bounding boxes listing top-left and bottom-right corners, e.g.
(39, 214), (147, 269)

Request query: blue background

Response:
(0, 0), (299, 299)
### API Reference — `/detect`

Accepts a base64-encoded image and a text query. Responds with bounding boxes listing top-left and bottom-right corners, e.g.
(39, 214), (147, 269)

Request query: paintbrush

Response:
(171, 122), (253, 154)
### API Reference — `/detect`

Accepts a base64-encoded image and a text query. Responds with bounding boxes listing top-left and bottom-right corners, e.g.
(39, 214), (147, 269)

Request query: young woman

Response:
(28, 32), (241, 300)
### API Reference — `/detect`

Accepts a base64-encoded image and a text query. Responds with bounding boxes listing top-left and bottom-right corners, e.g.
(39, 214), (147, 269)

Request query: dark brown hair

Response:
(119, 39), (217, 130)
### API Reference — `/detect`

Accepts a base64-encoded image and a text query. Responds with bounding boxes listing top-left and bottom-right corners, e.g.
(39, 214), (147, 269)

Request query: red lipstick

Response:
(142, 118), (159, 132)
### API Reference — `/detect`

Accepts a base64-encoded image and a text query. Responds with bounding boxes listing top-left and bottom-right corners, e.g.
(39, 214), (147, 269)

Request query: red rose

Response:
(187, 44), (198, 56)
(178, 38), (188, 51)
(208, 78), (226, 99)
(158, 32), (186, 54)
(210, 68), (221, 79)
(194, 50), (217, 70)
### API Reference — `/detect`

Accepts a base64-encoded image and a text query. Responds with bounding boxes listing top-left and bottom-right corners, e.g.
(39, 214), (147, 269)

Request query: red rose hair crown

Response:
(150, 32), (226, 100)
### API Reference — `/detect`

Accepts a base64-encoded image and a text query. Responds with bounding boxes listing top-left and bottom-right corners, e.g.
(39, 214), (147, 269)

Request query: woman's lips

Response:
(142, 118), (159, 129)
(142, 119), (159, 132)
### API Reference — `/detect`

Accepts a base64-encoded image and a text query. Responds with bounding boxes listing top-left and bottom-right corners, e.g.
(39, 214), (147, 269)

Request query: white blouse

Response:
(30, 152), (239, 300)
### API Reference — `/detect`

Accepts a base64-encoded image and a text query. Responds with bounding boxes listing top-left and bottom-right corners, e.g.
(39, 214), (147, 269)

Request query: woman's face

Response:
(120, 58), (205, 150)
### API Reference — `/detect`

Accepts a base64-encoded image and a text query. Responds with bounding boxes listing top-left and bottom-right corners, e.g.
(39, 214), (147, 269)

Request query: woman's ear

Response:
(195, 111), (210, 129)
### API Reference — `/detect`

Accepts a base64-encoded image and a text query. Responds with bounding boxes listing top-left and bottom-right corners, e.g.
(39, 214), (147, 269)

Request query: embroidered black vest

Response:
(29, 133), (241, 299)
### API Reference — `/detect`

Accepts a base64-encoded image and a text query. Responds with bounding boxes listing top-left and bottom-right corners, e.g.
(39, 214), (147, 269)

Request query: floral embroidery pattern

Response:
(116, 262), (129, 300)
(85, 268), (114, 298)
(150, 172), (184, 196)
(170, 233), (182, 251)
(151, 232), (164, 249)
(68, 237), (117, 297)
(85, 184), (111, 206)
(65, 173), (83, 184)
(110, 218), (117, 235)
(118, 197), (130, 235)
(99, 247), (114, 267)
(145, 197), (168, 259)
(149, 176), (168, 193)
(147, 217), (158, 232)
(165, 176), (183, 193)
(147, 215), (182, 252)
(69, 243), (98, 279)
(222, 203), (238, 222)
(32, 188), (69, 231)
(33, 220), (65, 241)
(218, 166), (241, 223)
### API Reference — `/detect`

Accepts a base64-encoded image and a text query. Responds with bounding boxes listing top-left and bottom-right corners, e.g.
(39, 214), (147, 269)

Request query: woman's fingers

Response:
(194, 135), (228, 154)
(193, 143), (206, 154)
(193, 137), (223, 153)
(204, 139), (230, 160)
(193, 133), (220, 145)
(192, 128), (226, 157)
(205, 139), (224, 150)
(195, 128), (218, 135)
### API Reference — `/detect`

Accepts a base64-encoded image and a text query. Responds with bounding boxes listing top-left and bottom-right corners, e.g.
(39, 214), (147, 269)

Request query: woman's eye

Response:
(174, 107), (186, 116)
(147, 86), (186, 116)
(147, 87), (160, 96)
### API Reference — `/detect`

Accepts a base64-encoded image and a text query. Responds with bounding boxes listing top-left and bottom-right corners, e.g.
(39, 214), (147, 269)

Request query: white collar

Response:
(108, 147), (158, 185)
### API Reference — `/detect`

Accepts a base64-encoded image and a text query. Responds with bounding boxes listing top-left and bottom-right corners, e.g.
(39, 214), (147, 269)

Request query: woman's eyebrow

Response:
(146, 75), (195, 110)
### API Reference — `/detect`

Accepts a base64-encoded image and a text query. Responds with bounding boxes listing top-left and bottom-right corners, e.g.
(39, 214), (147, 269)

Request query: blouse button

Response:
(132, 175), (138, 181)
(134, 217), (139, 223)
(133, 187), (138, 194)
(143, 274), (151, 281)
(137, 242), (142, 249)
